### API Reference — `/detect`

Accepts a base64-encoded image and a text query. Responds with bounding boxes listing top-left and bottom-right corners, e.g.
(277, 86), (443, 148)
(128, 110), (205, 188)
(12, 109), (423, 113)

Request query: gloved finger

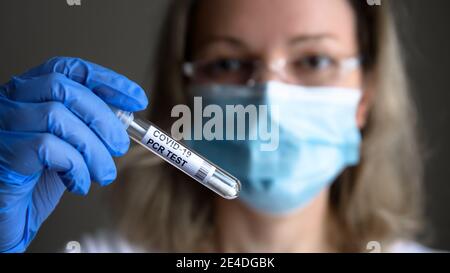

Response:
(7, 73), (130, 156)
(0, 130), (91, 195)
(31, 170), (69, 229)
(13, 56), (148, 112)
(0, 98), (117, 186)
(0, 84), (7, 98)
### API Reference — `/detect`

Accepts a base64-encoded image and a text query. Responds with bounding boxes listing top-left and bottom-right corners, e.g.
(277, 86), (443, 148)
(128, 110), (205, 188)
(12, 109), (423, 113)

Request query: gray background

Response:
(0, 0), (449, 252)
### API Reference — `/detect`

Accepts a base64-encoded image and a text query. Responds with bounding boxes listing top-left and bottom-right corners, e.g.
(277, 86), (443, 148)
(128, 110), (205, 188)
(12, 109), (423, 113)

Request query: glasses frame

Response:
(182, 56), (361, 87)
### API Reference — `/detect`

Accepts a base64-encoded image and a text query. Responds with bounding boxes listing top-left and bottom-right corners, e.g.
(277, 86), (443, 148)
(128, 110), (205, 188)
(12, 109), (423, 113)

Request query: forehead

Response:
(191, 0), (357, 51)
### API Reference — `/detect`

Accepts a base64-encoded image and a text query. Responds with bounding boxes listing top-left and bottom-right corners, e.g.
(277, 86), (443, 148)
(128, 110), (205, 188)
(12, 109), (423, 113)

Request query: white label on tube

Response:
(141, 125), (215, 183)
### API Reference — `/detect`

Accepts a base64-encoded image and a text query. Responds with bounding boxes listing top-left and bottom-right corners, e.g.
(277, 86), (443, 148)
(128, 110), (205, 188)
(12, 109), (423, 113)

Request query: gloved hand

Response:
(0, 57), (148, 252)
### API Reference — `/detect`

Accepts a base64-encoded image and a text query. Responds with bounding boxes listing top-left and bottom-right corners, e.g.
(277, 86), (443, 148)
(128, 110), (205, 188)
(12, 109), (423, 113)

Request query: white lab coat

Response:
(69, 230), (435, 253)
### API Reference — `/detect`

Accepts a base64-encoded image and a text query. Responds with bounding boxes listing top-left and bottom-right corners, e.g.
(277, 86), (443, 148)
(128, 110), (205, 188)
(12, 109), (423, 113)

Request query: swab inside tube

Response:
(112, 108), (241, 199)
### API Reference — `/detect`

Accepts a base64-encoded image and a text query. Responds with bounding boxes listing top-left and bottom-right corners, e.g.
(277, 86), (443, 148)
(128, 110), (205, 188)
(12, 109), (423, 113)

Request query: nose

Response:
(250, 59), (288, 85)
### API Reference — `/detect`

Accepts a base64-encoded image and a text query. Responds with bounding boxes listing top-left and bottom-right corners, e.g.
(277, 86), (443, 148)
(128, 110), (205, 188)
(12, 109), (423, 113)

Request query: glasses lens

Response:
(288, 55), (340, 86)
(194, 58), (254, 84)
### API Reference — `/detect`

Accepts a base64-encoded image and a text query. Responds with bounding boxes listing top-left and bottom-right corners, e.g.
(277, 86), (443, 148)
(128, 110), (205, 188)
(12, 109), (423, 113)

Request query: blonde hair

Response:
(114, 0), (423, 252)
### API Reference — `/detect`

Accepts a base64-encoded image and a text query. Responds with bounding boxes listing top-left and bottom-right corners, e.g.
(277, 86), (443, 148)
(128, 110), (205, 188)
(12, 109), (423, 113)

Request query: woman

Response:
(112, 0), (424, 252)
(0, 0), (425, 252)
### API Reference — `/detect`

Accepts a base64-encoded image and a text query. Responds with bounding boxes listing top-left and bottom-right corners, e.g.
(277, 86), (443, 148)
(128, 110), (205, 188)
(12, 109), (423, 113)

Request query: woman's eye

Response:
(294, 55), (335, 71)
(206, 59), (244, 73)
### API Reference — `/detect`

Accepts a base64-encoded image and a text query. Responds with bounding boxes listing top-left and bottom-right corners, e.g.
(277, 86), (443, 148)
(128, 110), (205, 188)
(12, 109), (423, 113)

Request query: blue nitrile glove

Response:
(0, 57), (148, 252)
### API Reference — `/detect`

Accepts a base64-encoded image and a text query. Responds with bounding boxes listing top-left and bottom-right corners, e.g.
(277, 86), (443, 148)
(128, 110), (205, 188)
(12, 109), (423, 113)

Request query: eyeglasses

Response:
(183, 56), (360, 86)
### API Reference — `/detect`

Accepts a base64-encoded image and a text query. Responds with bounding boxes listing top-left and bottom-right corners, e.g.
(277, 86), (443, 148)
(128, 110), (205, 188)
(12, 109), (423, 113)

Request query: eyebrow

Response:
(196, 36), (248, 50)
(288, 34), (337, 45)
(195, 33), (337, 52)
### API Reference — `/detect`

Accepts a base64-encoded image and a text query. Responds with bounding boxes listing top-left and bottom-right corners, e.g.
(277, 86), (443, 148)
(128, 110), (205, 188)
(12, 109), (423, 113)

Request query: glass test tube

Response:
(112, 108), (241, 199)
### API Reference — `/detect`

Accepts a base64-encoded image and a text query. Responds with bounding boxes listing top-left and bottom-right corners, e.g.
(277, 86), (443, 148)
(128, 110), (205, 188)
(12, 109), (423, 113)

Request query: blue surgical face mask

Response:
(185, 81), (362, 215)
